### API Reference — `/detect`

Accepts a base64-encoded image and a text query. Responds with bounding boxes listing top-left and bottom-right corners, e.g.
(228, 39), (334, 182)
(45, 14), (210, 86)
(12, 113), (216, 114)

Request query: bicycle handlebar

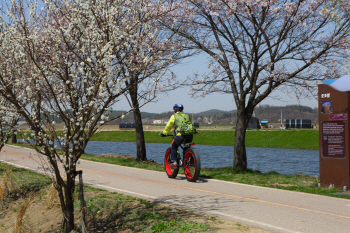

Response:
(160, 134), (196, 147)
(160, 134), (175, 137)
(160, 133), (199, 137)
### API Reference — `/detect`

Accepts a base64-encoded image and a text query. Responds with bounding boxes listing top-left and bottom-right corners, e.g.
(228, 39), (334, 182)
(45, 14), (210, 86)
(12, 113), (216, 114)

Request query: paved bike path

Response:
(1, 144), (350, 233)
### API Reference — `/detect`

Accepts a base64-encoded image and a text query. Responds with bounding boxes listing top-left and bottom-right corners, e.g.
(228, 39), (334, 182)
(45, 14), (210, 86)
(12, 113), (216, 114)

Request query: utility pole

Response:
(122, 105), (124, 123)
(281, 109), (283, 127)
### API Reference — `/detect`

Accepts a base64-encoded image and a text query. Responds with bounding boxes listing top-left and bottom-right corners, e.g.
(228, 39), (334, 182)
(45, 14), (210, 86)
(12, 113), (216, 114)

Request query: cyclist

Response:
(161, 104), (193, 168)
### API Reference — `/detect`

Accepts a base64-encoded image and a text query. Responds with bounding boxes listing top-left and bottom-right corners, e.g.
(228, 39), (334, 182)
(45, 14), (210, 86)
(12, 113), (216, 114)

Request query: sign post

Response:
(318, 77), (350, 189)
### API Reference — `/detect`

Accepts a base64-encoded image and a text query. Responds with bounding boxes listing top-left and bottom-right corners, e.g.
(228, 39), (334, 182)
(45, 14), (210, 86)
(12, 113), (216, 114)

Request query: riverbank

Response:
(90, 129), (319, 150)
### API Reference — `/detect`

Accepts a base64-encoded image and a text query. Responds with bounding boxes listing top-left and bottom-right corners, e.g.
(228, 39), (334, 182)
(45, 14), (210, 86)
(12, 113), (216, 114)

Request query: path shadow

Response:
(173, 175), (209, 183)
(155, 193), (248, 214)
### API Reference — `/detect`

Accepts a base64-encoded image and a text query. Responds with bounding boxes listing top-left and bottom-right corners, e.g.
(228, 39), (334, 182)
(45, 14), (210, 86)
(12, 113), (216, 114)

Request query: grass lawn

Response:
(90, 129), (319, 150)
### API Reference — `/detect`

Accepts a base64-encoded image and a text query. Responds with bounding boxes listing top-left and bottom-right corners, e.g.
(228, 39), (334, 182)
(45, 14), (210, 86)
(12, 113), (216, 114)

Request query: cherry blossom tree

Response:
(325, 0), (350, 34)
(0, 0), (181, 231)
(0, 98), (19, 150)
(106, 3), (188, 161)
(164, 0), (350, 170)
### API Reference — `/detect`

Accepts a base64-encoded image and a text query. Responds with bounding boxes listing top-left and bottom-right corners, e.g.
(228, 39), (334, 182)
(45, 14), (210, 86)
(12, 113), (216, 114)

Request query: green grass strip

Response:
(90, 129), (319, 150)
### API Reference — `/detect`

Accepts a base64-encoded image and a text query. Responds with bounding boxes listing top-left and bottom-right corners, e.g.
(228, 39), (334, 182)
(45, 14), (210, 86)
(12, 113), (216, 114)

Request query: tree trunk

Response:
(64, 174), (76, 232)
(233, 108), (249, 171)
(12, 133), (17, 144)
(128, 77), (147, 161)
(133, 108), (147, 161)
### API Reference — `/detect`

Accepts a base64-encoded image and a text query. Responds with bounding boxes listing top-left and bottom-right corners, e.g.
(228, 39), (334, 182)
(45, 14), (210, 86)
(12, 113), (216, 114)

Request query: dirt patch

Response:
(0, 197), (62, 232)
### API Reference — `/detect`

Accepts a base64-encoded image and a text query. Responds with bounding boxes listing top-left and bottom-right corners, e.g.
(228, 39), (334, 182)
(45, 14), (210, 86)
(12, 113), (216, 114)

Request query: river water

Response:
(84, 141), (320, 176)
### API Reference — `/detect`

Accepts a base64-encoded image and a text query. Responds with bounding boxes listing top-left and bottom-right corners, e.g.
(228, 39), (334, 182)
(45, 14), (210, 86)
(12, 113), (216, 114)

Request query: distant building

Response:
(285, 119), (312, 129)
(260, 120), (268, 128)
(203, 116), (209, 123)
(248, 117), (261, 129)
(153, 120), (163, 124)
(119, 123), (136, 129)
(141, 118), (154, 124)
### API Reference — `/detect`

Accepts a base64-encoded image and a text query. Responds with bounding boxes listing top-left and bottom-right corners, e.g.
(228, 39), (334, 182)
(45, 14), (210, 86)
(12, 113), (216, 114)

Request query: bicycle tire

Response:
(183, 148), (200, 182)
(164, 147), (179, 178)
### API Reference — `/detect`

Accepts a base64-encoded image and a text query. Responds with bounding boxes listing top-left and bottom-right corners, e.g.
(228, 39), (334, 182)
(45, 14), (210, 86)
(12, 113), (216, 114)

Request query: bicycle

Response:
(163, 135), (201, 182)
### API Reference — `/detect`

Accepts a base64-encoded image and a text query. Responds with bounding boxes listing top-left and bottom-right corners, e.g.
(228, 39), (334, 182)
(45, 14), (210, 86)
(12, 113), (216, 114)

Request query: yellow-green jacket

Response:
(162, 112), (191, 136)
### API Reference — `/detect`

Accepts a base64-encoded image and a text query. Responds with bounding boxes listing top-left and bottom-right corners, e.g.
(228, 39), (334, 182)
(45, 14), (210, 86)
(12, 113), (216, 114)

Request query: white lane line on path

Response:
(209, 211), (302, 233)
(0, 159), (40, 173)
(87, 182), (158, 200)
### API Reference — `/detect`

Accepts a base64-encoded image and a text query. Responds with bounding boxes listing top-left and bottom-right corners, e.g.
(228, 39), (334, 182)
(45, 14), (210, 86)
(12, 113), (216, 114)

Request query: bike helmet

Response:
(173, 103), (184, 111)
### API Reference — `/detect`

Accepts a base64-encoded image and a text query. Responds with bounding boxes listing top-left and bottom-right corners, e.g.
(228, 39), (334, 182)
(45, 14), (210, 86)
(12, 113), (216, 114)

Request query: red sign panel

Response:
(322, 121), (346, 158)
(329, 114), (347, 120)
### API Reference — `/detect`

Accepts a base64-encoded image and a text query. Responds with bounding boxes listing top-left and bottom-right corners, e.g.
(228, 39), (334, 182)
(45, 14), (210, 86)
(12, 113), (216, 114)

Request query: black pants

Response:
(171, 135), (193, 161)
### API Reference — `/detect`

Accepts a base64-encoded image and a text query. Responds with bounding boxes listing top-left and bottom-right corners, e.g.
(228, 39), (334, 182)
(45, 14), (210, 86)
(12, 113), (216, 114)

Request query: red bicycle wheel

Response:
(164, 147), (179, 178)
(184, 148), (200, 182)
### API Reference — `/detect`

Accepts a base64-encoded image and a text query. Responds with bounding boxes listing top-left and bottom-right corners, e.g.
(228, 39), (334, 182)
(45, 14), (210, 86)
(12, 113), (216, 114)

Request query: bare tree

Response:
(0, 0), (178, 231)
(162, 0), (350, 170)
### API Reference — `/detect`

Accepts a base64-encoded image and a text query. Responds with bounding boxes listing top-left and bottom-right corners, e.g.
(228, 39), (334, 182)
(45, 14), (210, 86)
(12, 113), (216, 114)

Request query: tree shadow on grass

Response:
(84, 191), (211, 232)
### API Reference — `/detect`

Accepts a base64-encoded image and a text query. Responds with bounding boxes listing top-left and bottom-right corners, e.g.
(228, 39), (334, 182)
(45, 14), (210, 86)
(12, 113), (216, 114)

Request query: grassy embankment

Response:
(90, 129), (319, 150)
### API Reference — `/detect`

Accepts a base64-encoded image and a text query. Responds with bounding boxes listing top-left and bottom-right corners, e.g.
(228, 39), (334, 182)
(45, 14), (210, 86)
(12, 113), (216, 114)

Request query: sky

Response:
(114, 54), (319, 114)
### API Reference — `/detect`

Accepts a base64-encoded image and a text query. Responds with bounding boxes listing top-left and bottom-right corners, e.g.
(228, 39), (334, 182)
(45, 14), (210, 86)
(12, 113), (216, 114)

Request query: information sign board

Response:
(321, 121), (346, 158)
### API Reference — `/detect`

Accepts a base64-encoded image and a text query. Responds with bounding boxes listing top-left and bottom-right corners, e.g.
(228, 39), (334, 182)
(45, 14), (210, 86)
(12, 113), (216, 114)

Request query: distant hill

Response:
(195, 109), (229, 116)
(253, 105), (318, 123)
(148, 105), (317, 124)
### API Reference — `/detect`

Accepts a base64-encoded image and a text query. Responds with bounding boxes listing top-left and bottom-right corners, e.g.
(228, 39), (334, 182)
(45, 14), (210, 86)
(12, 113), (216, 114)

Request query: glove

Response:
(161, 133), (166, 137)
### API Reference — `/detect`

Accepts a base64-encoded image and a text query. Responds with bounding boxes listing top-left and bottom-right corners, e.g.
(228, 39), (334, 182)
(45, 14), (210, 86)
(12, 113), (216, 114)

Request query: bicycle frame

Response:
(178, 143), (196, 165)
(165, 135), (195, 165)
